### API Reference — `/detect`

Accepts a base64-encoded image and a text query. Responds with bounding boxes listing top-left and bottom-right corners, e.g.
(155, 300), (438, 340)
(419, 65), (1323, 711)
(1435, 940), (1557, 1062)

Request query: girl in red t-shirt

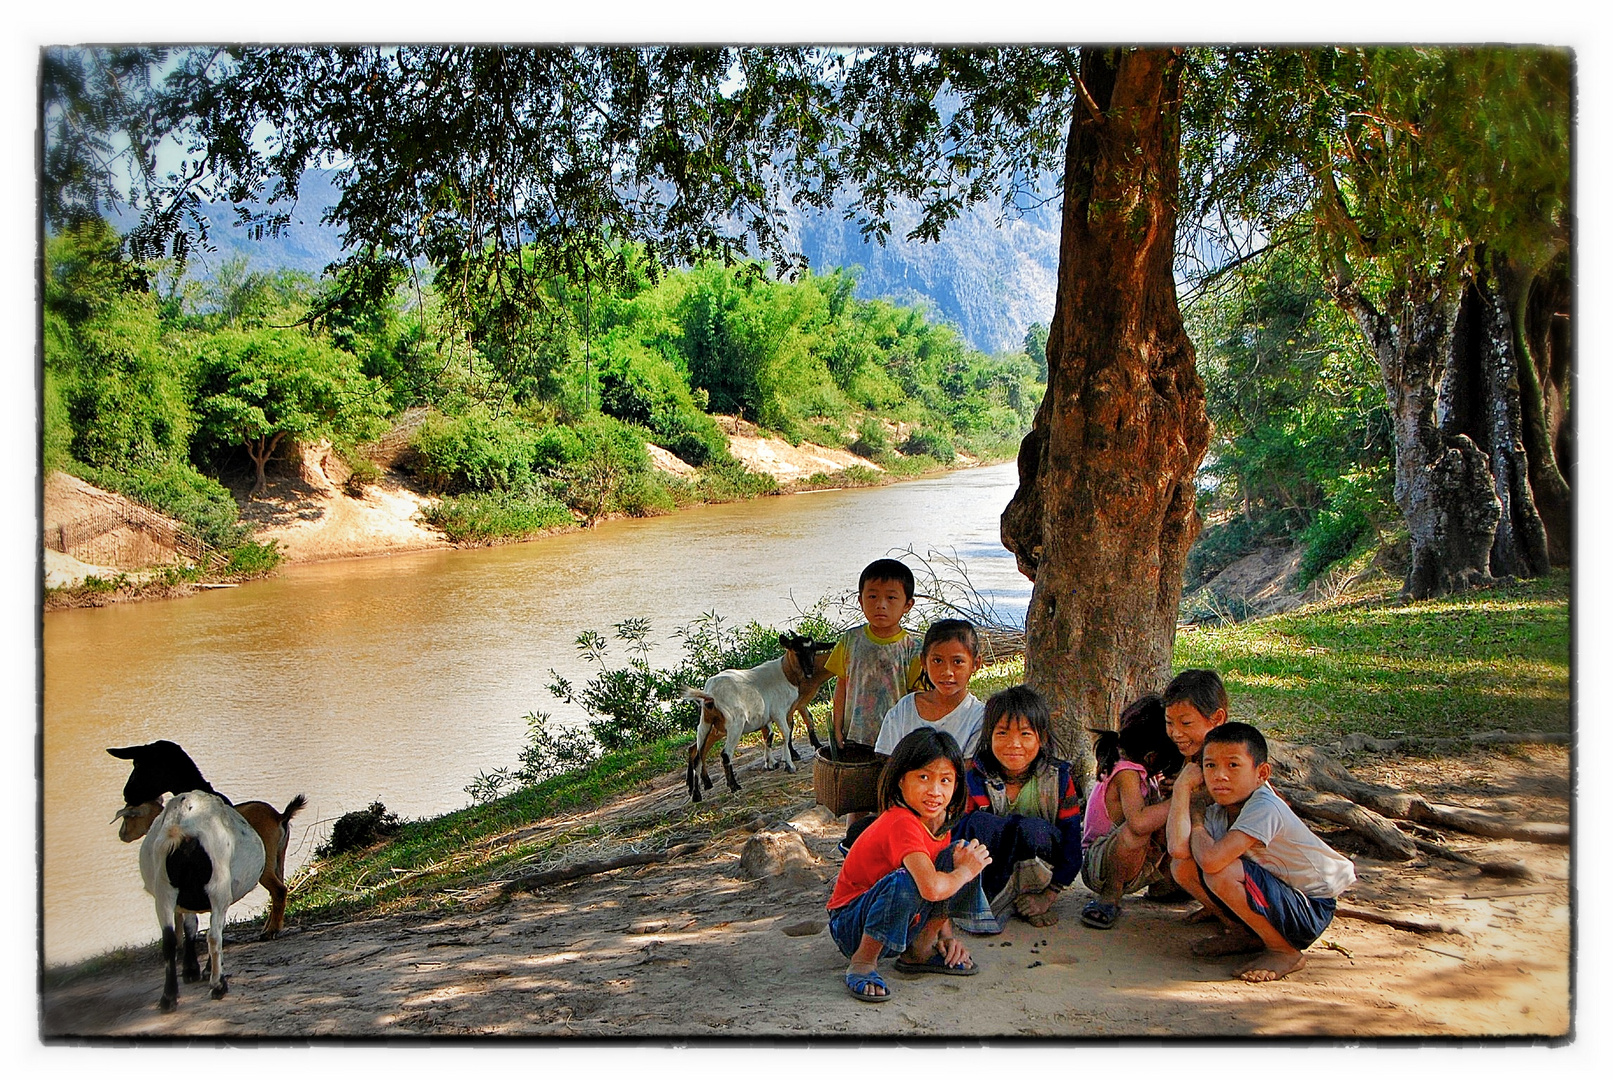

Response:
(826, 728), (993, 1002)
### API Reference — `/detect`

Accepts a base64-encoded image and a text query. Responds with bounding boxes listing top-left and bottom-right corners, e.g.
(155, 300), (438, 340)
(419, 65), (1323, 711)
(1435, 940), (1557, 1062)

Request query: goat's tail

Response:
(280, 794), (308, 825)
(680, 688), (715, 705)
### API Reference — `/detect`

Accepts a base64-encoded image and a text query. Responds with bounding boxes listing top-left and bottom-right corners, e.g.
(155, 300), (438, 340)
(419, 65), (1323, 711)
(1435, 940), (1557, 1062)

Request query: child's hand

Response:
(936, 933), (972, 971)
(1176, 762), (1202, 793)
(953, 838), (992, 878)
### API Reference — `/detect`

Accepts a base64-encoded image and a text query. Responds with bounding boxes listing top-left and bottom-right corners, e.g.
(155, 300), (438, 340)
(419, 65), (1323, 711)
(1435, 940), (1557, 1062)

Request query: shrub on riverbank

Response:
(422, 489), (574, 544)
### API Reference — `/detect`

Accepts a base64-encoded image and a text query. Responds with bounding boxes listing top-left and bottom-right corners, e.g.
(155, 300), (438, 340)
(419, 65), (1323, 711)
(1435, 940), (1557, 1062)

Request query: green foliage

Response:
(1183, 47), (1570, 309)
(422, 489), (574, 544)
(1184, 242), (1394, 584)
(45, 223), (194, 473)
(315, 801), (404, 858)
(219, 540), (282, 576)
(1023, 322), (1049, 380)
(693, 458), (778, 501)
(546, 613), (804, 753)
(73, 459), (247, 549)
(191, 257), (319, 329)
(596, 332), (728, 466)
(849, 415), (890, 458)
(533, 415), (657, 525)
(193, 325), (390, 466)
(409, 408), (540, 494)
(900, 427), (956, 463)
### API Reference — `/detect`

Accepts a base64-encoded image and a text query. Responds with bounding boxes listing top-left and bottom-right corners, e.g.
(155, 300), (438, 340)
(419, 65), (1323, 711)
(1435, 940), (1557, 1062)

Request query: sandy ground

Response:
(41, 743), (1571, 1039)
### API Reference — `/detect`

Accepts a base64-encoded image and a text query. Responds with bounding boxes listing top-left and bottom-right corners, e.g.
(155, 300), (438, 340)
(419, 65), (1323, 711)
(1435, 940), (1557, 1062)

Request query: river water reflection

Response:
(42, 462), (1028, 965)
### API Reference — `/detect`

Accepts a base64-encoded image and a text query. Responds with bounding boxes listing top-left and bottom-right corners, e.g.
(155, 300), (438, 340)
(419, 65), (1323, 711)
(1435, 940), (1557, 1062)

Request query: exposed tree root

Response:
(1268, 740), (1568, 860)
(1333, 903), (1464, 935)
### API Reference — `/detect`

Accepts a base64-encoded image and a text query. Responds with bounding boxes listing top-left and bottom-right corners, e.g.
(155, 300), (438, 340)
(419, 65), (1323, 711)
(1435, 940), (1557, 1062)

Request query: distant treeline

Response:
(44, 220), (1044, 549)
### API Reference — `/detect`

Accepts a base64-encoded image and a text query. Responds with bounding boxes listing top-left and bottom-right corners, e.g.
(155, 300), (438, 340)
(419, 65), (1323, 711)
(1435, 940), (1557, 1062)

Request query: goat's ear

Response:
(107, 746), (139, 759)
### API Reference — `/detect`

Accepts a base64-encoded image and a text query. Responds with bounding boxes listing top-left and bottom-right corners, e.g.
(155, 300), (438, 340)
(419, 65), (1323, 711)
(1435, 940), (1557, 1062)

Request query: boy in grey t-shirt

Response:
(1166, 722), (1355, 982)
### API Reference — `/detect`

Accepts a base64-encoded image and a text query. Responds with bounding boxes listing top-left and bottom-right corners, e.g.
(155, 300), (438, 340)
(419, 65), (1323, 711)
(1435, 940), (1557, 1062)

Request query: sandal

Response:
(1081, 899), (1119, 929)
(893, 951), (978, 976)
(844, 969), (891, 1002)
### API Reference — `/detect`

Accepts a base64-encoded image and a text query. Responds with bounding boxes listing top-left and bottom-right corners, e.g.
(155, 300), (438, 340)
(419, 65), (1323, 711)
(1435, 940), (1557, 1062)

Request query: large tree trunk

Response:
(1334, 276), (1501, 599)
(1001, 48), (1209, 792)
(1515, 249), (1573, 566)
(1445, 256), (1551, 580)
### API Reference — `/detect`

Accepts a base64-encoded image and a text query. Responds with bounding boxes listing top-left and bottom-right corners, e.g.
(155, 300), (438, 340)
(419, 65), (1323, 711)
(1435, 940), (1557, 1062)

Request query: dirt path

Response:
(41, 744), (1571, 1039)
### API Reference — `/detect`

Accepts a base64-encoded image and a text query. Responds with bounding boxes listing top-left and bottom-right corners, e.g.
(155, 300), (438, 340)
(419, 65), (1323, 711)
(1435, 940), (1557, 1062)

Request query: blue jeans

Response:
(827, 845), (991, 959)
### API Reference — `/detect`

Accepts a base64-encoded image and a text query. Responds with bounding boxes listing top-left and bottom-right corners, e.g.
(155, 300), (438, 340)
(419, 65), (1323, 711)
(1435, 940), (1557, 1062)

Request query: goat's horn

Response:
(111, 806), (133, 822)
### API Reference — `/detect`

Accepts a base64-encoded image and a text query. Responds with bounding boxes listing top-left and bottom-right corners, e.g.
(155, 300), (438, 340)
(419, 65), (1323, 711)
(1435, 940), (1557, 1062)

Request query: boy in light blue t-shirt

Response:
(1167, 722), (1355, 983)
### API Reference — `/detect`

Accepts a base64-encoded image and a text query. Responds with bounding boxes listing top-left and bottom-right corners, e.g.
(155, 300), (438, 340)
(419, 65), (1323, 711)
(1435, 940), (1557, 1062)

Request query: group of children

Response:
(819, 558), (1356, 1003)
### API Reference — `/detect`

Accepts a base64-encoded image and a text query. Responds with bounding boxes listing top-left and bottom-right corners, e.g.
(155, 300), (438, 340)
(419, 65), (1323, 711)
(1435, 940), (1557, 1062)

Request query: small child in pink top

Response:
(1078, 694), (1183, 929)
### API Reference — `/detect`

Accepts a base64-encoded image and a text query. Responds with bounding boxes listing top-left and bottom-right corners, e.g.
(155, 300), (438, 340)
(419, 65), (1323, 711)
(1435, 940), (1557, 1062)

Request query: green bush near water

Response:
(423, 489), (574, 544)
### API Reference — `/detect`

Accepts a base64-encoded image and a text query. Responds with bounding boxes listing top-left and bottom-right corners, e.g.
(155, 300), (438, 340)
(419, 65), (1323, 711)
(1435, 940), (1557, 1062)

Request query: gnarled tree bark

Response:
(1333, 275), (1502, 599)
(1001, 47), (1210, 790)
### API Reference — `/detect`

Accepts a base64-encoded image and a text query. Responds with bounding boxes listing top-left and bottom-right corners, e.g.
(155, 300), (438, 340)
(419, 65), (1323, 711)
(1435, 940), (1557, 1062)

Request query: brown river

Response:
(42, 463), (1029, 967)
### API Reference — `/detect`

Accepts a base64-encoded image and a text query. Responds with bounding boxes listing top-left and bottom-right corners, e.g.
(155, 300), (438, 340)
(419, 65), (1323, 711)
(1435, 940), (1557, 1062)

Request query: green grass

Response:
(285, 736), (696, 923)
(914, 571), (1569, 746)
(1173, 570), (1570, 743)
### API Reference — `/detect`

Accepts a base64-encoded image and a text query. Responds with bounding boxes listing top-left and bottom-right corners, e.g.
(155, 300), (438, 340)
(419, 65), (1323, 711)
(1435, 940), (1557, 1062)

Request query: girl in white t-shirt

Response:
(874, 619), (985, 759)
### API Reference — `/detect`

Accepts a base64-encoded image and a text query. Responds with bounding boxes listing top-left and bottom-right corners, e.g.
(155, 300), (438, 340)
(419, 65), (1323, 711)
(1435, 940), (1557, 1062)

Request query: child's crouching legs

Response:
(1198, 858), (1307, 981)
(827, 868), (935, 964)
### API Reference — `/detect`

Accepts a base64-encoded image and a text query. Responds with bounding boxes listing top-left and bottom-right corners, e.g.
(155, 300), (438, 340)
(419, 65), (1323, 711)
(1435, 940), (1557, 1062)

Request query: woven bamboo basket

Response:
(813, 744), (884, 816)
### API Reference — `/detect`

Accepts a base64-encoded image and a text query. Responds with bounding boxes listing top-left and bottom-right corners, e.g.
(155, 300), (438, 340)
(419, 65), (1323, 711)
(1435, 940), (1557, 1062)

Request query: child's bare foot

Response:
(1236, 950), (1306, 982)
(1180, 905), (1218, 925)
(1015, 889), (1055, 919)
(1190, 928), (1264, 957)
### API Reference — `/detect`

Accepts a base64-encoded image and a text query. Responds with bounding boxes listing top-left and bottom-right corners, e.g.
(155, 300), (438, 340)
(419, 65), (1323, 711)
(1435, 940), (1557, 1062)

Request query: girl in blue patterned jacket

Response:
(951, 685), (1084, 930)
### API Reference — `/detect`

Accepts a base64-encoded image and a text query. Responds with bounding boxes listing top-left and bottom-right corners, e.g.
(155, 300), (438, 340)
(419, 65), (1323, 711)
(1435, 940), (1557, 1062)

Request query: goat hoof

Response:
(159, 994), (176, 1012)
(702, 776), (713, 790)
(211, 979), (229, 1000)
(182, 969), (202, 984)
(727, 782), (741, 793)
(257, 930), (278, 942)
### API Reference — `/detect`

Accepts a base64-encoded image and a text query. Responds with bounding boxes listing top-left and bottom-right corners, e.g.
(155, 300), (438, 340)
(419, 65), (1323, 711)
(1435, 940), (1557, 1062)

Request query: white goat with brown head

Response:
(682, 633), (835, 802)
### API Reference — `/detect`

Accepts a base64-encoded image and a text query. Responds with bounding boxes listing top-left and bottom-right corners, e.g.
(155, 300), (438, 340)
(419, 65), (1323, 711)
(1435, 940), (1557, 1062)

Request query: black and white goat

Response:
(108, 740), (306, 939)
(140, 790), (266, 1010)
(683, 633), (836, 802)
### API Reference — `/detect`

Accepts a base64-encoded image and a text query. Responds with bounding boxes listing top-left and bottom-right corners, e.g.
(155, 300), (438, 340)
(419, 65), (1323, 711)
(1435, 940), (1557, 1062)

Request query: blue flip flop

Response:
(893, 951), (978, 976)
(844, 969), (891, 1002)
(1081, 899), (1120, 929)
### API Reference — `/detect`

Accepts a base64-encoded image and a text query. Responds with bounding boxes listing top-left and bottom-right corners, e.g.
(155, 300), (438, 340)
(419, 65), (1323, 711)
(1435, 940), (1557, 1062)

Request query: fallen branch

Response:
(1333, 902), (1464, 935)
(501, 842), (703, 895)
